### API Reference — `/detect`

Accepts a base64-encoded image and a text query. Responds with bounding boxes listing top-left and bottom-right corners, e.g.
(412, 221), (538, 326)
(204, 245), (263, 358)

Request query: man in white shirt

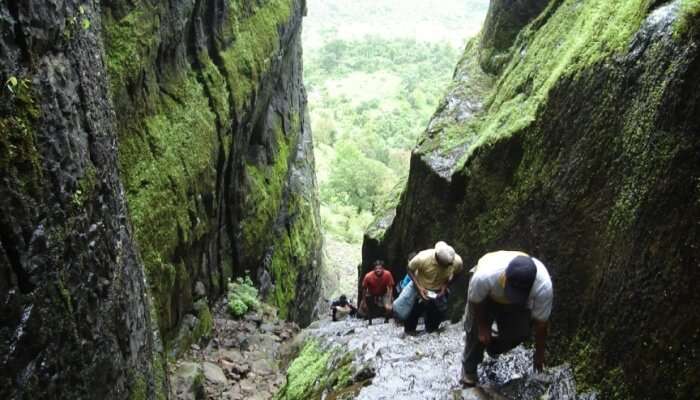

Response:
(460, 251), (553, 387)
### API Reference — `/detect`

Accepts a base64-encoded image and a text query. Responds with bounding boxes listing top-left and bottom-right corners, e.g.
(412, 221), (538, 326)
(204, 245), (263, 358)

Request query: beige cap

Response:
(435, 241), (455, 266)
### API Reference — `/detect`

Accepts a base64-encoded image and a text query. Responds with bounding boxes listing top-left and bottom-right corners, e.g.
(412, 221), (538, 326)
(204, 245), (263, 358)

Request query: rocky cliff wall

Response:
(104, 0), (322, 339)
(363, 0), (699, 398)
(1, 0), (321, 398)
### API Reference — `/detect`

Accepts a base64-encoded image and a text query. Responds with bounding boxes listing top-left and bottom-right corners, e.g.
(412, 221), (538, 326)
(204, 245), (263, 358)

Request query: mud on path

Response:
(304, 317), (596, 400)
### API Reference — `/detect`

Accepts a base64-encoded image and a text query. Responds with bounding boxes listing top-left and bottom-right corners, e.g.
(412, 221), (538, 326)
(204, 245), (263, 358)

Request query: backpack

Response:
(392, 280), (418, 320)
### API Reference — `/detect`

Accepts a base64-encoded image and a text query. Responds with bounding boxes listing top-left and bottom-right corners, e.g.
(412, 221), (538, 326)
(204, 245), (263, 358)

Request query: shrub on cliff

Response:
(227, 276), (260, 317)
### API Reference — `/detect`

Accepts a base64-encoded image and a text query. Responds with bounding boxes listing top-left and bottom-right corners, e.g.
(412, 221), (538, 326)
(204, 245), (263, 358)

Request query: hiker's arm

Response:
(438, 282), (450, 296)
(438, 275), (455, 296)
(471, 301), (491, 346)
(440, 257), (464, 295)
(533, 320), (548, 371)
(408, 270), (428, 300)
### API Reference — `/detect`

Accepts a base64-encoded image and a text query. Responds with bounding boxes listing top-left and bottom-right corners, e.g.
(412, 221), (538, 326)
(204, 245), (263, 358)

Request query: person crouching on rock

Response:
(405, 241), (463, 334)
(360, 260), (395, 325)
(460, 251), (553, 387)
(330, 294), (357, 321)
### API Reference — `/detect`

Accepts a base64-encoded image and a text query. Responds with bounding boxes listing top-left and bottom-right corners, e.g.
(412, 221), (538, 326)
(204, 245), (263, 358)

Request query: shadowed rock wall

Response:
(363, 1), (700, 398)
(1, 0), (321, 398)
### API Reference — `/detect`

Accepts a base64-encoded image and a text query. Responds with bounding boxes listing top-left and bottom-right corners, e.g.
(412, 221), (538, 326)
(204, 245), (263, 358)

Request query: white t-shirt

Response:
(468, 251), (553, 322)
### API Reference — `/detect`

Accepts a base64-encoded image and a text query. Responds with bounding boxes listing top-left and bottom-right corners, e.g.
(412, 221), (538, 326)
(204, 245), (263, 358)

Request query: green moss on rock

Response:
(192, 299), (213, 341)
(674, 0), (700, 37)
(275, 340), (358, 400)
(270, 190), (319, 319)
(241, 118), (290, 258)
(102, 3), (159, 92)
(221, 0), (295, 111)
(0, 82), (42, 196)
(445, 0), (654, 165)
(128, 374), (147, 400)
(275, 340), (330, 400)
(197, 53), (232, 127)
(119, 69), (218, 332)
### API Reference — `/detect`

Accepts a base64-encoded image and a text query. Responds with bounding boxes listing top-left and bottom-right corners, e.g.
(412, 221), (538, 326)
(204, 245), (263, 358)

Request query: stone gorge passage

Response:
(1, 1), (699, 400)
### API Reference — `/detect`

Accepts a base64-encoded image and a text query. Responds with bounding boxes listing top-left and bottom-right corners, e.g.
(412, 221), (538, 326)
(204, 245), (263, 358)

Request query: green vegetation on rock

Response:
(450, 0), (655, 164)
(192, 299), (214, 340)
(675, 0), (700, 37)
(102, 3), (159, 92)
(105, 0), (314, 335)
(270, 189), (320, 319)
(227, 276), (261, 317)
(222, 0), (295, 111)
(0, 79), (42, 196)
(118, 68), (218, 332)
(240, 117), (291, 258)
(275, 340), (358, 400)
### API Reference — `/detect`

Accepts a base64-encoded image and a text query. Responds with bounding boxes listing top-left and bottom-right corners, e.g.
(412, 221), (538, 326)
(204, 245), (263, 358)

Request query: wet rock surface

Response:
(170, 301), (299, 400)
(363, 1), (700, 398)
(304, 318), (594, 400)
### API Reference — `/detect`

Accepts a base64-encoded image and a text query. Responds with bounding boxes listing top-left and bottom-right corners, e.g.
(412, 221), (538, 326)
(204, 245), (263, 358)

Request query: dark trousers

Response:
(462, 300), (531, 374)
(404, 299), (444, 333)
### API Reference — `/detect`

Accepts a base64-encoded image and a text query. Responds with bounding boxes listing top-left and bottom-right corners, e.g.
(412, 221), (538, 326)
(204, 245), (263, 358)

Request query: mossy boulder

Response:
(275, 340), (363, 400)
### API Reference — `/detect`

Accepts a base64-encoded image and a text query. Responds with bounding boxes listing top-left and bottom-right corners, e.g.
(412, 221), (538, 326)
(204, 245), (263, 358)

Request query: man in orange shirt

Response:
(361, 260), (395, 325)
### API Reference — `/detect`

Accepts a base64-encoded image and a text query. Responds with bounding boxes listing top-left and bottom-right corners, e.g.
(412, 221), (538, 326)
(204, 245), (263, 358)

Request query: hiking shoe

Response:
(460, 371), (478, 387)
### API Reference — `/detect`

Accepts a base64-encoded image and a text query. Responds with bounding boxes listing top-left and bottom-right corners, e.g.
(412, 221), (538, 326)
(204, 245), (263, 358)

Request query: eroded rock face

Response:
(363, 1), (699, 398)
(1, 0), (321, 398)
(0, 2), (163, 398)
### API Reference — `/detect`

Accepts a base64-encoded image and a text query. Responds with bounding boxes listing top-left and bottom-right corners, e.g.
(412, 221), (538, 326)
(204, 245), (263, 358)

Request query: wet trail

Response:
(305, 317), (595, 400)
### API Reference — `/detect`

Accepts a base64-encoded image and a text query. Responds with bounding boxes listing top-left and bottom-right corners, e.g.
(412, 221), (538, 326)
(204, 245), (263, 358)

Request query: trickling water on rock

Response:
(295, 318), (595, 400)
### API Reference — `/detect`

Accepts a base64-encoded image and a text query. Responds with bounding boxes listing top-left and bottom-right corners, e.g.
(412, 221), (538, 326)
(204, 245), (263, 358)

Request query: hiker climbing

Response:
(360, 260), (395, 325)
(460, 250), (553, 387)
(330, 294), (357, 321)
(396, 241), (463, 334)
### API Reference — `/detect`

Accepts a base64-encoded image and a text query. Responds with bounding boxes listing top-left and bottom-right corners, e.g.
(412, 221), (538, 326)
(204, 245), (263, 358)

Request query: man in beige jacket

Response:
(405, 241), (463, 333)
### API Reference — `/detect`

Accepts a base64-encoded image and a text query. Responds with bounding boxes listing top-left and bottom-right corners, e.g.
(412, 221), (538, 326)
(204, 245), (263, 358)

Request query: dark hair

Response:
(339, 294), (347, 301)
(373, 260), (384, 267)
